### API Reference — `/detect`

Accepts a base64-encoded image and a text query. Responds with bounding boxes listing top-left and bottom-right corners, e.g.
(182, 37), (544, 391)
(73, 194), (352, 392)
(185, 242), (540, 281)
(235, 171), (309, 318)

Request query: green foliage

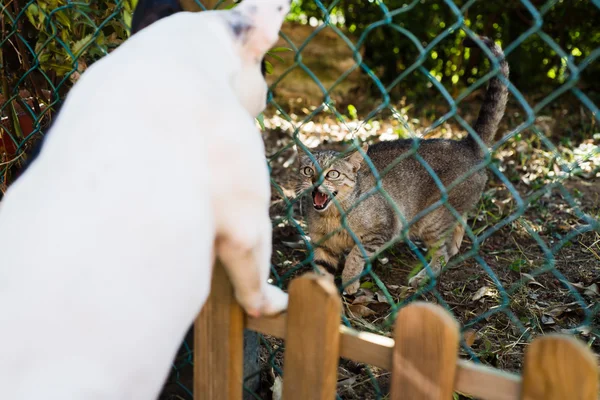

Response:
(14, 1), (133, 77)
(264, 47), (293, 75)
(292, 0), (600, 96)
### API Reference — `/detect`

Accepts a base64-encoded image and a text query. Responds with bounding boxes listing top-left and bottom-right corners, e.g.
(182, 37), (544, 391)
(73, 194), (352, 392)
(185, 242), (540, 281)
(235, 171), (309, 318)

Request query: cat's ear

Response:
(346, 143), (368, 171)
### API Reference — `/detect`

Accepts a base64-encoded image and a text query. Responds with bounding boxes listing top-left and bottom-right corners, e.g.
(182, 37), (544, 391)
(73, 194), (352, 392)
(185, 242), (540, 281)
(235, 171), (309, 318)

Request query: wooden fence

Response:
(194, 265), (599, 400)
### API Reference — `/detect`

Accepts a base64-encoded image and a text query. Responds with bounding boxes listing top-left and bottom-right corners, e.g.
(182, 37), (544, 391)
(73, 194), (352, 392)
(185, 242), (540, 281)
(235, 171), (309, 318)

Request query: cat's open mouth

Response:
(312, 189), (337, 211)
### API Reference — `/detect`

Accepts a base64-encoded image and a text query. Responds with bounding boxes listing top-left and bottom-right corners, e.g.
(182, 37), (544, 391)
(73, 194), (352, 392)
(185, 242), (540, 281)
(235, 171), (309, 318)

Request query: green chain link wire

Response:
(0, 0), (598, 398)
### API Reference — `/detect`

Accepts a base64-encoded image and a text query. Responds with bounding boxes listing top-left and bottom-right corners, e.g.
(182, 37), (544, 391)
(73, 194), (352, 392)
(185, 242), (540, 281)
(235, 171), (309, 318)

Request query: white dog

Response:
(0, 1), (289, 398)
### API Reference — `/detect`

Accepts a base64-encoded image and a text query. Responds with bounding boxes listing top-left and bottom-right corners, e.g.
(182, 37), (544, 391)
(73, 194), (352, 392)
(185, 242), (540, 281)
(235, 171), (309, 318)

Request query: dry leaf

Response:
(543, 302), (579, 318)
(370, 302), (391, 313)
(521, 273), (546, 288)
(348, 304), (377, 317)
(557, 223), (571, 231)
(271, 376), (283, 400)
(375, 291), (390, 304)
(569, 282), (599, 297)
(282, 240), (305, 249)
(561, 325), (591, 335)
(584, 283), (599, 297)
(337, 376), (357, 387)
(472, 286), (495, 302)
(357, 288), (375, 298)
(352, 294), (375, 305)
(463, 329), (477, 348)
(541, 315), (555, 325)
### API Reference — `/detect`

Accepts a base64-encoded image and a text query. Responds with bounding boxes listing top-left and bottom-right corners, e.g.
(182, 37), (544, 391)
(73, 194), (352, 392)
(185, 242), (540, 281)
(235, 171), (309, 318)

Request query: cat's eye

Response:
(302, 167), (314, 176)
(326, 170), (341, 179)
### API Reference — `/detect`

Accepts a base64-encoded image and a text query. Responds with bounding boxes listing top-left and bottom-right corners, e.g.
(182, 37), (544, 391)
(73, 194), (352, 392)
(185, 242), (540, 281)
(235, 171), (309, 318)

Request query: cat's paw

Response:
(408, 271), (429, 288)
(342, 279), (360, 295)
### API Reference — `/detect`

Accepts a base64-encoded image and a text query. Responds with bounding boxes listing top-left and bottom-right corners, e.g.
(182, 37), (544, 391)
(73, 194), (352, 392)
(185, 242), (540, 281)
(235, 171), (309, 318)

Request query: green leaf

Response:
(55, 10), (72, 30)
(256, 113), (265, 131)
(123, 9), (133, 35)
(360, 281), (375, 289)
(269, 47), (292, 53)
(37, 51), (52, 63)
(264, 60), (274, 75)
(347, 104), (358, 120)
(71, 34), (94, 57)
(268, 53), (286, 63)
(25, 4), (41, 29)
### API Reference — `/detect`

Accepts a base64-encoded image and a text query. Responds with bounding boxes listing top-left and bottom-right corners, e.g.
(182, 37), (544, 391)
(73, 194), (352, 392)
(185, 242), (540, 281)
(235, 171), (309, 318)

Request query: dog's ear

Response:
(131, 0), (183, 35)
(227, 0), (290, 61)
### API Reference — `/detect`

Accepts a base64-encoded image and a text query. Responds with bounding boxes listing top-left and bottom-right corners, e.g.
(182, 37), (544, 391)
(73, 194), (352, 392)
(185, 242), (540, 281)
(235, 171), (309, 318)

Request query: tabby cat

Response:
(297, 37), (509, 294)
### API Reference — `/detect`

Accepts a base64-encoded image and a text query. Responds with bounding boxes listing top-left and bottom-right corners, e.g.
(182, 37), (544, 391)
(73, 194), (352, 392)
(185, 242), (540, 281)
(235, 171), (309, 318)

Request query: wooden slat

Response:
(390, 302), (460, 400)
(281, 274), (342, 400)
(246, 313), (522, 400)
(455, 360), (521, 400)
(194, 262), (244, 400)
(339, 325), (395, 369)
(521, 334), (599, 400)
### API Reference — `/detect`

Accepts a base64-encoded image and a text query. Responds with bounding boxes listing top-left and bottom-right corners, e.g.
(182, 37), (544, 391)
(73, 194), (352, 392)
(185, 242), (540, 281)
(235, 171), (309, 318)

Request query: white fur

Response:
(0, 1), (289, 398)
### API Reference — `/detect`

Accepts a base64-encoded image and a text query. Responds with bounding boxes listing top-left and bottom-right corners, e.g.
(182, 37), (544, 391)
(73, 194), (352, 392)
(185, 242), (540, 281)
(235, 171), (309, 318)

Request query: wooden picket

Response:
(521, 334), (599, 400)
(281, 274), (341, 400)
(194, 266), (599, 400)
(390, 303), (460, 399)
(194, 262), (244, 400)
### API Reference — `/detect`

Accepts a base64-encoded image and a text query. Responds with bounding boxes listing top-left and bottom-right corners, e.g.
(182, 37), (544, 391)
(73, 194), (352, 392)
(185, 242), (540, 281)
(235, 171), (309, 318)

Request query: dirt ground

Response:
(260, 115), (599, 399)
(160, 22), (599, 399)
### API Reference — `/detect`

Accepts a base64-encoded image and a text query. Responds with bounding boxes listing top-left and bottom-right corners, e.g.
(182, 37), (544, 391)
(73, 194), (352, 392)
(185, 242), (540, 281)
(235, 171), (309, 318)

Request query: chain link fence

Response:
(1, 0), (598, 399)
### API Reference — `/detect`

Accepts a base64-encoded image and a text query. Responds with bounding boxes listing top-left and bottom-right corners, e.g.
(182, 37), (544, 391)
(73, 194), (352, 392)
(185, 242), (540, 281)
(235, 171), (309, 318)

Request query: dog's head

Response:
(129, 0), (290, 118)
(224, 0), (290, 117)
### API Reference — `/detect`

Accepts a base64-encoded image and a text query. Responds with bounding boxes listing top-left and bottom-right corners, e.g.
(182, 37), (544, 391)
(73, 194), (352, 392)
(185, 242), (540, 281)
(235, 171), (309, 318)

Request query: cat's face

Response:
(297, 144), (368, 213)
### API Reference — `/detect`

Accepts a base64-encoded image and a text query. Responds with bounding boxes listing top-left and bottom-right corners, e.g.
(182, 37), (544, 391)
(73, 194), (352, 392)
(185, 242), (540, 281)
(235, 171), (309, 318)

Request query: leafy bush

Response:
(293, 0), (600, 96)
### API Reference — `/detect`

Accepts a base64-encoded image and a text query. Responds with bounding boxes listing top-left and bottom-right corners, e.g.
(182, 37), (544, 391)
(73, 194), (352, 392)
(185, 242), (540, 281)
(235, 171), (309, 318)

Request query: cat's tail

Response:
(462, 36), (509, 156)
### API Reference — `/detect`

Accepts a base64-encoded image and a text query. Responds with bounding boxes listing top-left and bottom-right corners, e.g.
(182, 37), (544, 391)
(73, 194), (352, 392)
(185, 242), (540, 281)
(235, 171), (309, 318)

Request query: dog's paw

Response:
(238, 284), (288, 318)
(260, 284), (288, 316)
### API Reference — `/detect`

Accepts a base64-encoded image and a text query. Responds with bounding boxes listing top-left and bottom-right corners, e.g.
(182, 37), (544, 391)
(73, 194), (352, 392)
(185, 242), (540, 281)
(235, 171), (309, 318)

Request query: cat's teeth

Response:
(313, 191), (329, 207)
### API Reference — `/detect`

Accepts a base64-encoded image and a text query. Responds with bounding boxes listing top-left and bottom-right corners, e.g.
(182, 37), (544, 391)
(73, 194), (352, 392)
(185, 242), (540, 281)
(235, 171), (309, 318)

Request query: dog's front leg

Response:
(216, 212), (287, 318)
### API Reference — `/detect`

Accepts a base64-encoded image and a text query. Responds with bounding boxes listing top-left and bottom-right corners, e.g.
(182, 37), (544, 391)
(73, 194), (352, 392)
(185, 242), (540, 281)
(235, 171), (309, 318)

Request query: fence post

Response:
(194, 262), (244, 400)
(521, 334), (598, 400)
(282, 273), (342, 400)
(390, 302), (460, 400)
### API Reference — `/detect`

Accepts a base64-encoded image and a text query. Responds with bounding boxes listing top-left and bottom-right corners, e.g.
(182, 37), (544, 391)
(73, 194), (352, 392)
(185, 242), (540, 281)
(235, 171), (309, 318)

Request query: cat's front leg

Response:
(341, 235), (387, 294)
(407, 246), (449, 288)
(408, 217), (465, 288)
(312, 246), (339, 280)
